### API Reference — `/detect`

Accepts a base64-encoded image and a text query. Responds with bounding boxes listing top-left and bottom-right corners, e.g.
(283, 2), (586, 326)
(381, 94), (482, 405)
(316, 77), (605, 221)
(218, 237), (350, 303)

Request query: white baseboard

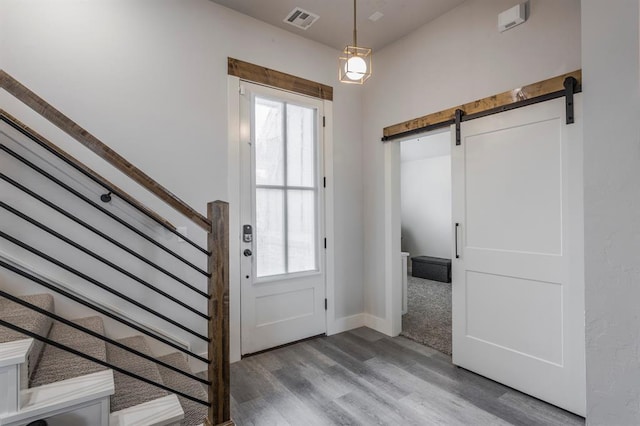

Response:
(192, 312), (391, 370)
(328, 313), (396, 337)
(191, 313), (392, 370)
(327, 313), (365, 335)
(363, 313), (394, 336)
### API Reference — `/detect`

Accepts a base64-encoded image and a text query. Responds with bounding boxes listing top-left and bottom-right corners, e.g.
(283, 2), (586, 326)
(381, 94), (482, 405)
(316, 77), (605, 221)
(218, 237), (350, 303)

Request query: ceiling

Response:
(211, 0), (466, 51)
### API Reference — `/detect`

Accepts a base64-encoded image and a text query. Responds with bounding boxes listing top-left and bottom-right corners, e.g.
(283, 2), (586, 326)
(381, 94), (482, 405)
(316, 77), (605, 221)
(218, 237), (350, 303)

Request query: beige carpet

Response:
(1, 293), (209, 422)
(0, 294), (54, 380)
(157, 352), (208, 426)
(106, 335), (170, 412)
(31, 316), (108, 387)
(401, 275), (452, 355)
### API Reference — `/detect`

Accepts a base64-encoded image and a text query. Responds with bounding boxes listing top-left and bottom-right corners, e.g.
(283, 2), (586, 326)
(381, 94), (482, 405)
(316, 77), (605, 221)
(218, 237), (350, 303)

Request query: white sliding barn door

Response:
(451, 95), (585, 415)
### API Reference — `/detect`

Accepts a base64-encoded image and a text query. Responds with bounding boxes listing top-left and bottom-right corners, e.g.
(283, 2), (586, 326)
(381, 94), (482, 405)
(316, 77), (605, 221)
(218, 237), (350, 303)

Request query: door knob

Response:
(243, 249), (252, 257)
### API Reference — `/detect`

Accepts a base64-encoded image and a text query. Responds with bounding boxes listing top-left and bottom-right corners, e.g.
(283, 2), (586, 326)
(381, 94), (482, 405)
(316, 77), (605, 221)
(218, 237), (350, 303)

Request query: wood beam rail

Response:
(382, 69), (582, 141)
(0, 109), (177, 232)
(228, 57), (333, 101)
(207, 201), (233, 426)
(0, 70), (211, 232)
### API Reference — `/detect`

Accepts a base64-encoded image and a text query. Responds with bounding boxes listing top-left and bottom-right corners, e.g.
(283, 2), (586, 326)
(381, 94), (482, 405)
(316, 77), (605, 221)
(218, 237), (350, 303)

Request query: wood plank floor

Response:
(230, 328), (584, 426)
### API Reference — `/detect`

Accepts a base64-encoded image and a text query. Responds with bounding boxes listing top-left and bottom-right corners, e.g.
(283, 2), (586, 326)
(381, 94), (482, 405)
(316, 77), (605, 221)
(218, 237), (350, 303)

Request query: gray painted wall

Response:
(0, 0), (365, 363)
(400, 133), (452, 260)
(362, 0), (582, 321)
(582, 1), (640, 424)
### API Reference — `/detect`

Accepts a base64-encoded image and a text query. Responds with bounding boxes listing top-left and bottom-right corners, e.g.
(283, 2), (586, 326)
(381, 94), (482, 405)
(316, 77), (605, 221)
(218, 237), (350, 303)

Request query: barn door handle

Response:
(455, 223), (460, 259)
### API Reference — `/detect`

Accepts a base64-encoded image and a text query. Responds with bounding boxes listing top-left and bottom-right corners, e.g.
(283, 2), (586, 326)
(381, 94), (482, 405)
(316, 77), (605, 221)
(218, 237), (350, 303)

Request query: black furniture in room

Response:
(411, 256), (452, 283)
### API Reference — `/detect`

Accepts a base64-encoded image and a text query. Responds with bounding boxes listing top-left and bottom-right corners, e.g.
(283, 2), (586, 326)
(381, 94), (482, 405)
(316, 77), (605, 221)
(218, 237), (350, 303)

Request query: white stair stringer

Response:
(0, 369), (114, 426)
(109, 394), (184, 426)
(0, 336), (185, 426)
(0, 339), (33, 416)
(0, 288), (200, 425)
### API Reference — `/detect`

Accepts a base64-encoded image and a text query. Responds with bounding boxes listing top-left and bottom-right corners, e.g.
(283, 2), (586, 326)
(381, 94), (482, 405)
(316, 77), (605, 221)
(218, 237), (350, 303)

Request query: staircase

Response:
(0, 70), (232, 426)
(0, 294), (208, 425)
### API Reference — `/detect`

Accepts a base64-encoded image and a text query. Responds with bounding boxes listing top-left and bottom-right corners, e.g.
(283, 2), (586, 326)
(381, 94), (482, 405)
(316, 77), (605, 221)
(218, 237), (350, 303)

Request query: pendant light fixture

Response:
(339, 0), (372, 84)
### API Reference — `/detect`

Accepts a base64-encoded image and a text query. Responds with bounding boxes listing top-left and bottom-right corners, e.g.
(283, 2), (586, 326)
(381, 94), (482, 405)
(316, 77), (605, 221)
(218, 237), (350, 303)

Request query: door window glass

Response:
(253, 96), (318, 278)
(255, 98), (284, 185)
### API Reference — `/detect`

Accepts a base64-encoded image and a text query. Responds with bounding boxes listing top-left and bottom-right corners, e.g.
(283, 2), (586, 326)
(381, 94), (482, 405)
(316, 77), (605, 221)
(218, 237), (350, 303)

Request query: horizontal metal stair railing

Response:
(0, 259), (209, 364)
(0, 290), (210, 386)
(0, 110), (209, 255)
(0, 318), (209, 407)
(0, 70), (232, 425)
(0, 143), (210, 277)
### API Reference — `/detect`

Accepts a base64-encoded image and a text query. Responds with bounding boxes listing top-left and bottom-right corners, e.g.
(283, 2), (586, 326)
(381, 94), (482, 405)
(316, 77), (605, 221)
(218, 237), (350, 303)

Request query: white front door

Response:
(451, 95), (585, 415)
(240, 82), (326, 355)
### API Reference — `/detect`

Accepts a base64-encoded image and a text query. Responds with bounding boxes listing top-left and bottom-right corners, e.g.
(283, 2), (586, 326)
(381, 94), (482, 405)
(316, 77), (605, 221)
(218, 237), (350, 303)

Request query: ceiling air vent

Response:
(283, 7), (319, 30)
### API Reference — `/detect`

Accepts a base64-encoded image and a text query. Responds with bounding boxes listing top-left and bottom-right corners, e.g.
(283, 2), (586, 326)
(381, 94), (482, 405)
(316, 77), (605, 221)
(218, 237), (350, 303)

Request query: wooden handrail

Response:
(207, 201), (232, 426)
(0, 70), (211, 232)
(0, 109), (177, 232)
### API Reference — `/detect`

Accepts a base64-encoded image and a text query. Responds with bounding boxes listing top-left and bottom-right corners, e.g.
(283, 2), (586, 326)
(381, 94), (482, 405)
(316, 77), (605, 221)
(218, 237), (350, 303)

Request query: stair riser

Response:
(31, 316), (107, 388)
(0, 294), (55, 382)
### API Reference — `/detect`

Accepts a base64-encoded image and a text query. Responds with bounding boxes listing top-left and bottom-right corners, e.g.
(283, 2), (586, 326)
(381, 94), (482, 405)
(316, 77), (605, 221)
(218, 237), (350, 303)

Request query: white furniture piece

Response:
(401, 252), (410, 315)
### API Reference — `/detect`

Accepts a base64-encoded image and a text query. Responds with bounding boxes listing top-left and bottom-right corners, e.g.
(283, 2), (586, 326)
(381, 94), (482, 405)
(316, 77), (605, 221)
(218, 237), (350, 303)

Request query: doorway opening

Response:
(399, 130), (452, 355)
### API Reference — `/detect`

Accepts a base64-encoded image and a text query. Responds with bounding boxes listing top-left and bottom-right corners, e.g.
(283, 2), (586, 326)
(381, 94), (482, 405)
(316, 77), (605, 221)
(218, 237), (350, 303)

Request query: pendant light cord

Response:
(353, 0), (358, 48)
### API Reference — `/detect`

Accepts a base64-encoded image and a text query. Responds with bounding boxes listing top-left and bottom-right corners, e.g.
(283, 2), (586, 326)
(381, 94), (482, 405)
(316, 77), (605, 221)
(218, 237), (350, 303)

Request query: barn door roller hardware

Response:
(455, 109), (464, 146)
(380, 70), (582, 143)
(564, 76), (578, 125)
(454, 78), (578, 145)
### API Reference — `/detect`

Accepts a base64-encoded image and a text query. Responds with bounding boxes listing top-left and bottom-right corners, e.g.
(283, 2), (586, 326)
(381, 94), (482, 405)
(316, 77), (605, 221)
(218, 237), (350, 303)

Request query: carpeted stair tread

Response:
(107, 335), (169, 412)
(0, 294), (54, 380)
(30, 316), (108, 387)
(156, 352), (208, 426)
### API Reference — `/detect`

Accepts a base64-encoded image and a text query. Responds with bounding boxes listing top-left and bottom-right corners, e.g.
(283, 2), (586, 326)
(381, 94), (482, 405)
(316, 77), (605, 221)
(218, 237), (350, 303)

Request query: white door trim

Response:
(227, 76), (336, 362)
(227, 75), (242, 363)
(384, 140), (402, 336)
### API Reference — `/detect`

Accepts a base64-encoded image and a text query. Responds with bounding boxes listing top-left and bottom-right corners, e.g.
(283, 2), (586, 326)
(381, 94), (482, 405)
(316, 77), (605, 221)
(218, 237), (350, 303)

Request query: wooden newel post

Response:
(207, 201), (232, 426)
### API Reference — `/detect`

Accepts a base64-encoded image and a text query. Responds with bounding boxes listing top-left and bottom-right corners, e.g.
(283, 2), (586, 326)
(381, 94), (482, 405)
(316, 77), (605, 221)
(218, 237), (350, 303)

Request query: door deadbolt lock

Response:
(244, 249), (252, 257)
(243, 224), (253, 243)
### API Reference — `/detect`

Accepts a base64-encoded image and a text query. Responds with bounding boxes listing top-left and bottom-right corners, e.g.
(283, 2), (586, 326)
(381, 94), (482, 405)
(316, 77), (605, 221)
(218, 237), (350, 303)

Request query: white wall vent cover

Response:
(498, 3), (527, 32)
(284, 7), (319, 30)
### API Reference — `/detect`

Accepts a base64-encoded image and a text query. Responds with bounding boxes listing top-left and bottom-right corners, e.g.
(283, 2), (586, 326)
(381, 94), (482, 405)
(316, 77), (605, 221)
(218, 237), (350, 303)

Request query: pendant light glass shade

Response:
(339, 0), (372, 84)
(339, 46), (372, 84)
